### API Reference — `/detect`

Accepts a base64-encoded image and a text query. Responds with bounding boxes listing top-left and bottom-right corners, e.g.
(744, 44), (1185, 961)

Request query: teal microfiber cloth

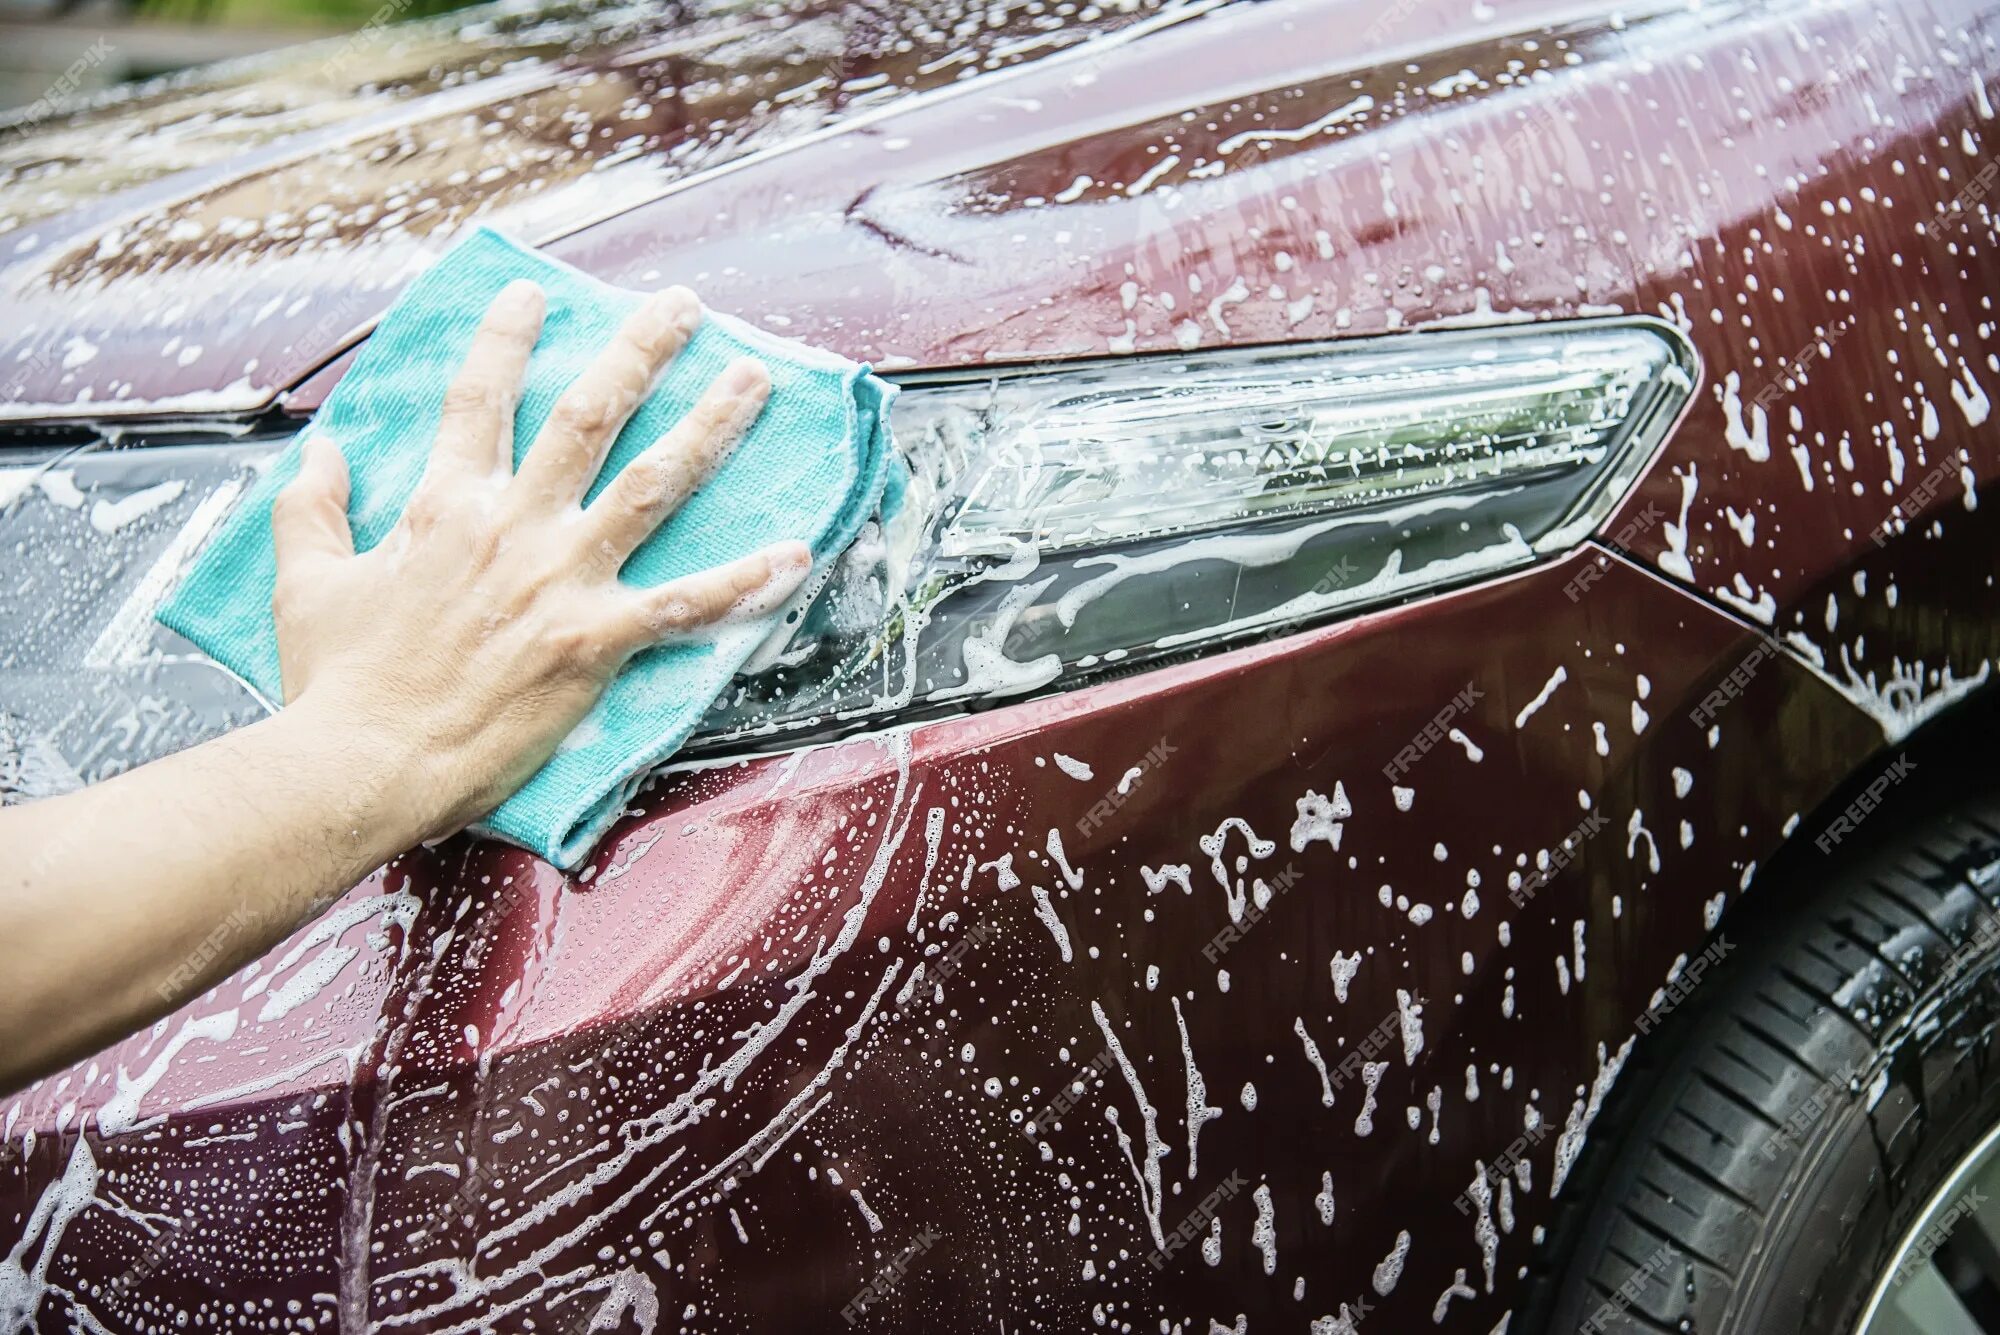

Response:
(160, 226), (896, 869)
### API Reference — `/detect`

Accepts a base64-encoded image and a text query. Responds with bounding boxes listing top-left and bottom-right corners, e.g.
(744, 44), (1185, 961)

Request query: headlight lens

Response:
(0, 439), (271, 800)
(0, 318), (1693, 789)
(696, 318), (1693, 749)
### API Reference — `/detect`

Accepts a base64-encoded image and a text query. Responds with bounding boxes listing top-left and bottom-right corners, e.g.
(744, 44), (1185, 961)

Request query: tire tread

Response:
(1545, 790), (2000, 1333)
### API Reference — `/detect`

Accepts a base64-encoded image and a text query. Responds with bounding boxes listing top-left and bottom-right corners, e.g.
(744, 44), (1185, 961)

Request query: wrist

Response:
(266, 689), (458, 860)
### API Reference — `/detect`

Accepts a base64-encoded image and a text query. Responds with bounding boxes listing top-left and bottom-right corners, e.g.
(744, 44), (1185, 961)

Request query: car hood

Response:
(0, 0), (1224, 421)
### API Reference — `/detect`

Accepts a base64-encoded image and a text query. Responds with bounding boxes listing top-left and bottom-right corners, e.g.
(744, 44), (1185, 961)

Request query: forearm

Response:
(0, 694), (437, 1091)
(0, 282), (801, 1095)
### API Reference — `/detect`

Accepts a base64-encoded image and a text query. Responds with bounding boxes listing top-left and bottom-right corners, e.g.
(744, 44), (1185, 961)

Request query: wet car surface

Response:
(2, 0), (1997, 1329)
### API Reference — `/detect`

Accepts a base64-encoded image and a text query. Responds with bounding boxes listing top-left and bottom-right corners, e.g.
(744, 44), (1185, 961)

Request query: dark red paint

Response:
(2, 0), (1995, 1329)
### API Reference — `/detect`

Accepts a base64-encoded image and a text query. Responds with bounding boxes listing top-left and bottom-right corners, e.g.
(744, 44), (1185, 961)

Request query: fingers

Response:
(582, 357), (770, 567)
(514, 287), (701, 507)
(430, 280), (545, 479)
(270, 434), (354, 575)
(616, 540), (813, 648)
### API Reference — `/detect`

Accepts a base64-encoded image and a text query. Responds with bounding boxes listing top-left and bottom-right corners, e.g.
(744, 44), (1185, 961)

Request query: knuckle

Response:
(546, 621), (615, 669)
(401, 489), (449, 530)
(643, 589), (700, 635)
(619, 457), (682, 514)
(692, 396), (752, 453)
(700, 386), (742, 428)
(461, 518), (502, 564)
(269, 485), (306, 525)
(611, 321), (666, 369)
(685, 396), (732, 445)
(626, 296), (694, 361)
(608, 343), (658, 387)
(577, 534), (622, 579)
(553, 387), (621, 439)
(272, 472), (323, 513)
(441, 377), (505, 420)
(685, 579), (736, 624)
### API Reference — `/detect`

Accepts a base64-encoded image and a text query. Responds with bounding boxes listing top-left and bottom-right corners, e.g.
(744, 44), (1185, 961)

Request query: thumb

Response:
(271, 433), (355, 573)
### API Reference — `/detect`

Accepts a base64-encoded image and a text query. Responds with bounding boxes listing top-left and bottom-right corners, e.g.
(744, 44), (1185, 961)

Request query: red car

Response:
(2, 0), (1997, 1330)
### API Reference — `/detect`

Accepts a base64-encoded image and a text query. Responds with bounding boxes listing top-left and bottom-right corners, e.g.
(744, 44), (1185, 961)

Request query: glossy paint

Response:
(0, 550), (1896, 1332)
(0, 0), (1208, 417)
(2, 0), (1997, 1331)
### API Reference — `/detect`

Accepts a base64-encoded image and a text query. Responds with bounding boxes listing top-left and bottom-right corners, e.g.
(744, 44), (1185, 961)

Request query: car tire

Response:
(1544, 784), (2000, 1334)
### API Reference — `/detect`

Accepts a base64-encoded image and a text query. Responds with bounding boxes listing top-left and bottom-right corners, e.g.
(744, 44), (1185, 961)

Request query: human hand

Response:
(266, 280), (811, 840)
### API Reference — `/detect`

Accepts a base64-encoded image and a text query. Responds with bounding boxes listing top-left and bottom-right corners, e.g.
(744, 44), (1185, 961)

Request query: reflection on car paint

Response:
(0, 0), (1997, 1328)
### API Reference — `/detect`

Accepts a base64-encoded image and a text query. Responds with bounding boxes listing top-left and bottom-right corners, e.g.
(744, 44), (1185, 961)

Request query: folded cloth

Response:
(160, 226), (896, 869)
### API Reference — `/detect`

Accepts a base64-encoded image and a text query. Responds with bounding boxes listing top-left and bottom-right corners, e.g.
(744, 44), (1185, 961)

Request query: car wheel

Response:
(1545, 784), (2000, 1334)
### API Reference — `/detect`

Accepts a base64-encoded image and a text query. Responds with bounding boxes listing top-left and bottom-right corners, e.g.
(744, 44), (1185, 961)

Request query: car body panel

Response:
(1, 0), (1997, 1328)
(0, 0), (1214, 419)
(93, 0), (2000, 737)
(506, 0), (1997, 734)
(0, 549), (1891, 1329)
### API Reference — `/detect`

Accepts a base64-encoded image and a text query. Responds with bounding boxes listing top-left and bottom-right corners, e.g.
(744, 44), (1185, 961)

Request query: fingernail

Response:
(642, 286), (688, 317)
(496, 279), (544, 313)
(719, 358), (769, 399)
(637, 287), (698, 342)
(656, 285), (700, 318)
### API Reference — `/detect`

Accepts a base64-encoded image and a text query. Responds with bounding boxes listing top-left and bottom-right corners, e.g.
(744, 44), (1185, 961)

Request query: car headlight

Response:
(0, 436), (272, 800)
(0, 317), (1694, 792)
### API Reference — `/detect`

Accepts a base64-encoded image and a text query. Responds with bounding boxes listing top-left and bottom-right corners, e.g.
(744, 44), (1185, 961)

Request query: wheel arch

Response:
(1517, 677), (2000, 1328)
